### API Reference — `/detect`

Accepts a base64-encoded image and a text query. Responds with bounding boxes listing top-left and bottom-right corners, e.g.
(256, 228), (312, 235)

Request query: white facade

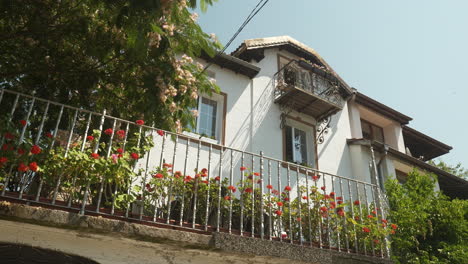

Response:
(141, 36), (451, 199)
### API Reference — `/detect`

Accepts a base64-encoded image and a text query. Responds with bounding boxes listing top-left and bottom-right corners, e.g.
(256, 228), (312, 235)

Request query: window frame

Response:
(282, 116), (318, 169)
(185, 92), (227, 145)
(360, 119), (385, 143)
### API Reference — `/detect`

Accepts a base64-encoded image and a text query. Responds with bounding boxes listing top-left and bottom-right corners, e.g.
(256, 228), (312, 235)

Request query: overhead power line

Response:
(203, 0), (270, 72)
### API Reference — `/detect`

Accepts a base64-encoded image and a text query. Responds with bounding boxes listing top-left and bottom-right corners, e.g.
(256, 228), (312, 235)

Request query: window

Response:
(186, 92), (225, 143)
(197, 97), (217, 138)
(284, 122), (316, 168)
(361, 119), (384, 143)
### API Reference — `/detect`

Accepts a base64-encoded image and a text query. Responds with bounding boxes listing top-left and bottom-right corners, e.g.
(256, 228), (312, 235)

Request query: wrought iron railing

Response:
(0, 88), (391, 258)
(274, 60), (344, 107)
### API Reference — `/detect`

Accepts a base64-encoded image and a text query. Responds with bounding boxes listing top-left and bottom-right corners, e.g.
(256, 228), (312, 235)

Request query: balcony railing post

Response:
(165, 134), (179, 224)
(228, 149), (233, 233)
(277, 161), (283, 241)
(216, 147), (223, 232)
(260, 151), (264, 239)
(267, 159), (272, 240)
(179, 138), (190, 226)
(191, 140), (202, 229)
(296, 166), (303, 245)
(287, 163), (292, 243)
(240, 152), (245, 236)
(203, 143), (213, 231)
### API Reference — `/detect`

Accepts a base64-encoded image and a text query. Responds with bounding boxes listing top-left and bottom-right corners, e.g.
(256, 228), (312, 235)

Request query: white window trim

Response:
(184, 93), (224, 144)
(285, 118), (317, 168)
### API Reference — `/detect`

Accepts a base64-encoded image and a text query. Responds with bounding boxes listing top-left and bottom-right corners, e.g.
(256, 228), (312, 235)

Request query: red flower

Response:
(382, 219), (388, 224)
(117, 154), (123, 158)
(336, 196), (343, 201)
(131, 153), (139, 160)
(373, 239), (380, 244)
(240, 166), (247, 171)
(45, 132), (54, 138)
(174, 171), (182, 178)
(19, 120), (27, 126)
(195, 174), (201, 178)
(329, 192), (335, 197)
(135, 120), (145, 126)
(362, 227), (371, 233)
(17, 148), (25, 155)
(91, 153), (100, 159)
(214, 176), (220, 181)
(371, 210), (377, 215)
(337, 209), (345, 217)
(296, 217), (301, 222)
(321, 186), (326, 191)
(330, 201), (336, 209)
(202, 180), (209, 184)
(224, 196), (231, 201)
(104, 128), (113, 135)
(272, 189), (279, 195)
(284, 186), (291, 191)
(154, 173), (163, 179)
(266, 184), (273, 189)
(253, 172), (260, 176)
(87, 135), (94, 141)
(353, 200), (360, 206)
(30, 145), (41, 155)
(0, 157), (8, 166)
(116, 130), (126, 139)
(117, 148), (124, 154)
(324, 194), (331, 200)
(275, 210), (282, 216)
(157, 130), (164, 136)
(391, 224), (398, 230)
(367, 214), (374, 219)
(4, 132), (14, 140)
(354, 216), (360, 221)
(337, 201), (343, 205)
(277, 201), (283, 207)
(227, 185), (236, 193)
(28, 162), (38, 172)
(184, 175), (193, 182)
(163, 163), (172, 168)
(320, 206), (328, 212)
(201, 168), (208, 174)
(244, 187), (253, 193)
(302, 196), (308, 200)
(281, 233), (288, 239)
(18, 163), (28, 172)
(312, 175), (320, 181)
(390, 230), (396, 235)
(256, 179), (262, 184)
(283, 197), (290, 201)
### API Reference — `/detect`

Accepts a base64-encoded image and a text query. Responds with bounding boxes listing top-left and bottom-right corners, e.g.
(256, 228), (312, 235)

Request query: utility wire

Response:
(202, 0), (270, 73)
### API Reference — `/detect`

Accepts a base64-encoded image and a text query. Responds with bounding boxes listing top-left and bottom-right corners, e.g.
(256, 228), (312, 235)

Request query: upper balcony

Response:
(274, 60), (346, 120)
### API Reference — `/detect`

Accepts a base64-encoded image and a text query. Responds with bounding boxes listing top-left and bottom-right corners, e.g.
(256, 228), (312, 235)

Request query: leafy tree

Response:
(428, 160), (468, 180)
(385, 170), (468, 264)
(0, 0), (221, 131)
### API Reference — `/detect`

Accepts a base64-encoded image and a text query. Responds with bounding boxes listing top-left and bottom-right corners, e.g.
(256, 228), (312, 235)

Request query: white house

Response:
(177, 35), (466, 200)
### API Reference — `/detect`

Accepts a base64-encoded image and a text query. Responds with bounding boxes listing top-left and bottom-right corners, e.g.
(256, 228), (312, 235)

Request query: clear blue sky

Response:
(197, 0), (468, 167)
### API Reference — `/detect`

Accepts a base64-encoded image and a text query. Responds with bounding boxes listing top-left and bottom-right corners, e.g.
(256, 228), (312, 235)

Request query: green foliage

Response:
(385, 170), (468, 264)
(428, 160), (468, 180)
(0, 0), (222, 132)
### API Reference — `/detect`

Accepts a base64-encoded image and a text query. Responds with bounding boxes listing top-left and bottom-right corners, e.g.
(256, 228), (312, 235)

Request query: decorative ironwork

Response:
(273, 60), (344, 108)
(316, 116), (332, 144)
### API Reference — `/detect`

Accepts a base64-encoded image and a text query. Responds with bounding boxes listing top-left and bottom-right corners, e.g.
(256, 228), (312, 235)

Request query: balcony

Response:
(274, 60), (345, 120)
(0, 89), (392, 262)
